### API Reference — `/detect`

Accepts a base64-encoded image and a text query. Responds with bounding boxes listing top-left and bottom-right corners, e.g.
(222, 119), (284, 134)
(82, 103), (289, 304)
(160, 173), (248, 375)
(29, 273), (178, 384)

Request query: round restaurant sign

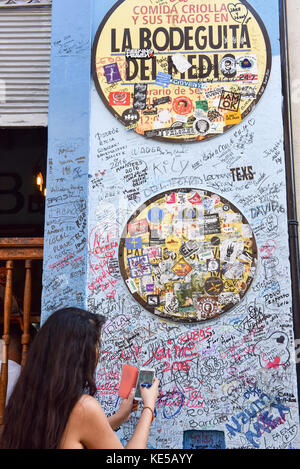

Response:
(119, 189), (258, 323)
(92, 0), (271, 143)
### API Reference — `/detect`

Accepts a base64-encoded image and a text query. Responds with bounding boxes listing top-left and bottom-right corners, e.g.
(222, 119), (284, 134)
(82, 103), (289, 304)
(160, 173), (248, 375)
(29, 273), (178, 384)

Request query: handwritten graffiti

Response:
(226, 388), (291, 448)
(88, 223), (120, 297)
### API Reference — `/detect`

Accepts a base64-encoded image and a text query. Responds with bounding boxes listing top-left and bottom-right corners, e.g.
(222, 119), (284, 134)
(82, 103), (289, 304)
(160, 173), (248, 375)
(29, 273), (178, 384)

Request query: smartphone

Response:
(134, 368), (155, 401)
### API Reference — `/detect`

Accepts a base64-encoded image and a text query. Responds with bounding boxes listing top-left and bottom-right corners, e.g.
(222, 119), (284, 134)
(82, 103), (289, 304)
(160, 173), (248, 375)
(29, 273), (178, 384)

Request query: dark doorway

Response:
(0, 127), (47, 238)
(0, 127), (47, 320)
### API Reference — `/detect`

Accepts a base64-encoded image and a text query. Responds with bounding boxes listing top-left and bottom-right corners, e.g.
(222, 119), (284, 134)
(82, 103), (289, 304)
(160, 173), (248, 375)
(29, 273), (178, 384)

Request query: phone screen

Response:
(134, 370), (154, 400)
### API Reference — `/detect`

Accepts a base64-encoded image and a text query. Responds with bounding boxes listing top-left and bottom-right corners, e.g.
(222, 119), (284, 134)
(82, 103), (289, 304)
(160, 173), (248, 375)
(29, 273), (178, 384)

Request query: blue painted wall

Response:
(42, 0), (93, 321)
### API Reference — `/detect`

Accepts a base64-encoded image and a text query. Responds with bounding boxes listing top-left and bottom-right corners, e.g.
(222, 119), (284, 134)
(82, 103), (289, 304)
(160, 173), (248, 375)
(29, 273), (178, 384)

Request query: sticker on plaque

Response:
(139, 275), (154, 295)
(179, 241), (200, 258)
(202, 197), (215, 211)
(166, 192), (176, 204)
(122, 108), (140, 126)
(103, 63), (122, 84)
(109, 91), (130, 106)
(153, 96), (171, 107)
(219, 90), (241, 112)
(223, 261), (245, 279)
(148, 207), (164, 224)
(128, 219), (149, 236)
(171, 53), (193, 74)
(155, 72), (172, 88)
(193, 118), (210, 136)
(204, 277), (224, 296)
(225, 109), (242, 126)
(133, 83), (148, 111)
(207, 259), (220, 272)
(173, 96), (193, 116)
(219, 292), (240, 306)
(196, 100), (209, 111)
(126, 237), (143, 250)
(143, 245), (162, 260)
(188, 192), (202, 205)
(194, 296), (220, 320)
(219, 54), (237, 78)
(220, 239), (244, 263)
(143, 104), (157, 116)
(126, 278), (138, 294)
(147, 294), (160, 307)
(172, 259), (193, 277)
(125, 48), (154, 59)
(165, 292), (179, 315)
(204, 214), (221, 235)
(198, 250), (214, 262)
(207, 109), (223, 122)
(128, 255), (152, 278)
(236, 55), (258, 82)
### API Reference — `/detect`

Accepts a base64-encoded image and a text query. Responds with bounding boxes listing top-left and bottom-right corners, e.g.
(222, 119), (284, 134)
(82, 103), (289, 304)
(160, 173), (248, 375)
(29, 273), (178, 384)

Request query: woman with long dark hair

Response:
(0, 307), (159, 449)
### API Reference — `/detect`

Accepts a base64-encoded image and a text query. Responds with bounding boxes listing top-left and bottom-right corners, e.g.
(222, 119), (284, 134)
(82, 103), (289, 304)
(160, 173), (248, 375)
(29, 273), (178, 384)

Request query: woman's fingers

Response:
(132, 399), (140, 412)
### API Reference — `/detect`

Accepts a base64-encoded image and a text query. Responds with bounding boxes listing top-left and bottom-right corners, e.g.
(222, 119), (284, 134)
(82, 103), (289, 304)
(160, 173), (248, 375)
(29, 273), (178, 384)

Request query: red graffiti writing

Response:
(48, 253), (74, 270)
(260, 239), (276, 259)
(143, 339), (198, 370)
(88, 223), (119, 298)
(180, 327), (213, 344)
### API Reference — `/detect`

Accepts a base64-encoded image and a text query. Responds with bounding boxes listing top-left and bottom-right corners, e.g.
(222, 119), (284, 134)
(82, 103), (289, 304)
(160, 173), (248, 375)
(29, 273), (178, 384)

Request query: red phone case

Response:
(118, 364), (139, 399)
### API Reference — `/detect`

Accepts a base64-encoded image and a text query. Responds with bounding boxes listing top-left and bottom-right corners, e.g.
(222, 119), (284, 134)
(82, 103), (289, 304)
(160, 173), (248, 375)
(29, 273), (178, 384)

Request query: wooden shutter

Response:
(0, 1), (52, 127)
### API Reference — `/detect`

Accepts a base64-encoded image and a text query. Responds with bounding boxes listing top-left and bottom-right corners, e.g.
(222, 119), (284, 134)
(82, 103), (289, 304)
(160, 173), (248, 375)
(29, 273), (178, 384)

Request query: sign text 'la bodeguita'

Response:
(111, 24), (252, 81)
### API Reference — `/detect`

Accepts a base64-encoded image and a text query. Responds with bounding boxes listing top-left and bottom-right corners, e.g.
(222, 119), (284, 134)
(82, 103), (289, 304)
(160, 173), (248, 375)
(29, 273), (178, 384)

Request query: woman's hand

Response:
(140, 377), (160, 411)
(115, 388), (140, 425)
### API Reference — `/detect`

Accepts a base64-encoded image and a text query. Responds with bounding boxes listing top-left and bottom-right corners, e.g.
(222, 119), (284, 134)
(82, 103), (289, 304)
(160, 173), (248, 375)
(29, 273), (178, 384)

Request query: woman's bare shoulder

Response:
(71, 394), (104, 420)
(60, 395), (107, 449)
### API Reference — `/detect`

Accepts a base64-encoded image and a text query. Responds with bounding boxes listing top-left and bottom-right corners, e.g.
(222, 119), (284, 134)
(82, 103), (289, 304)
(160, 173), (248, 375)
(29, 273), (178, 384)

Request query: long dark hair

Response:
(0, 307), (105, 449)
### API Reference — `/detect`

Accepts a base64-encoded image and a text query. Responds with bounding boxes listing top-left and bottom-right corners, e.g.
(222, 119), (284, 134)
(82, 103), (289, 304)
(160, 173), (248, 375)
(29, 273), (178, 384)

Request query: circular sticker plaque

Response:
(119, 189), (258, 323)
(92, 0), (272, 143)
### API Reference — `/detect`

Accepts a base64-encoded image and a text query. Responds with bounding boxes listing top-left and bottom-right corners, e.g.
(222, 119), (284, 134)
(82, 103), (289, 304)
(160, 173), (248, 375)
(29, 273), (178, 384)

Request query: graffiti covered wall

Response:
(88, 0), (300, 449)
(43, 0), (300, 450)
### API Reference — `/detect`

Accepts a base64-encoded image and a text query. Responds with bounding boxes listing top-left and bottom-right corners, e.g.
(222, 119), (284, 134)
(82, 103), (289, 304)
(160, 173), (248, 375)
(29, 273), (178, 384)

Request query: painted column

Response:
(42, 0), (92, 320)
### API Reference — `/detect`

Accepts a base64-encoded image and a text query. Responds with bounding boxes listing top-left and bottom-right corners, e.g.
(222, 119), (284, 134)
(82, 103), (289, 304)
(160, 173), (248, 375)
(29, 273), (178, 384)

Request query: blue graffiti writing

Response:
(226, 395), (290, 448)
